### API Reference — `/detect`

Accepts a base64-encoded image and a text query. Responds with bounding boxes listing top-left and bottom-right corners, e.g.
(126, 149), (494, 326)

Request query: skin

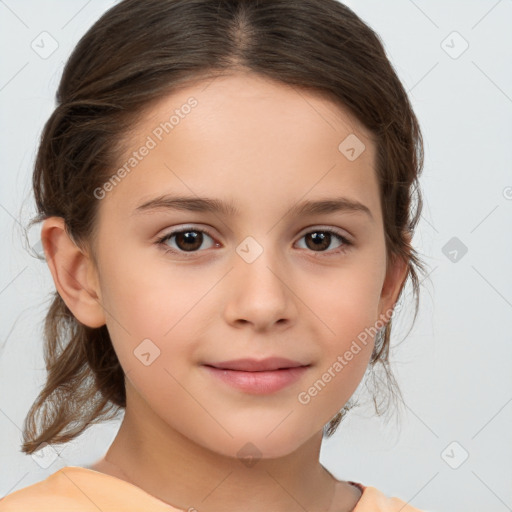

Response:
(42, 71), (409, 512)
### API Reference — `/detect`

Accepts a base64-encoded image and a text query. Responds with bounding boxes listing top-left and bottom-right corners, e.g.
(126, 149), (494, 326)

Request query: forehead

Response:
(98, 71), (380, 225)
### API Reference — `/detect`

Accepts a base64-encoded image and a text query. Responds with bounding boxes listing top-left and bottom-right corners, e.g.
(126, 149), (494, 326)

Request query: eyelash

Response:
(155, 226), (353, 257)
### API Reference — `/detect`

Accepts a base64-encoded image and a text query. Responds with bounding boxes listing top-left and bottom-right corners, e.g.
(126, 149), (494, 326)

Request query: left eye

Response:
(156, 227), (352, 255)
(295, 229), (351, 254)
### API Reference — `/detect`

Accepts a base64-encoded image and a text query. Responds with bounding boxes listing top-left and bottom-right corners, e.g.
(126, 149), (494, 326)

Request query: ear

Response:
(377, 231), (411, 322)
(41, 217), (106, 328)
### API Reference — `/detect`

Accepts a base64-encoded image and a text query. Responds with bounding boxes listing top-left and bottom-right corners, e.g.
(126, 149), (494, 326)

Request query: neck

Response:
(96, 382), (358, 512)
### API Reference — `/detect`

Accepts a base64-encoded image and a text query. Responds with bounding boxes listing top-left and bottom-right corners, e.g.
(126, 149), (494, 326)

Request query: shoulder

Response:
(0, 467), (80, 511)
(0, 466), (178, 511)
(0, 467), (104, 512)
(0, 466), (116, 512)
(352, 484), (425, 512)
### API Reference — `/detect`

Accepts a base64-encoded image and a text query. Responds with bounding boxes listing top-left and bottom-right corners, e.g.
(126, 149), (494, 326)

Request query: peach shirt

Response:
(0, 466), (424, 511)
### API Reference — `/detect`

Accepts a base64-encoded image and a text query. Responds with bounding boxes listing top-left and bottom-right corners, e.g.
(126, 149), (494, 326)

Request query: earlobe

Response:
(41, 217), (106, 328)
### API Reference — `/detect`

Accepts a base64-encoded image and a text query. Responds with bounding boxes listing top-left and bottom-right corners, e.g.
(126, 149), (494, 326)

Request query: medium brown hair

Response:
(22, 0), (426, 454)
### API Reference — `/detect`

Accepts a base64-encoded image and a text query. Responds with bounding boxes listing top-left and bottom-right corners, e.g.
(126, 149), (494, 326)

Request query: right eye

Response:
(155, 226), (218, 255)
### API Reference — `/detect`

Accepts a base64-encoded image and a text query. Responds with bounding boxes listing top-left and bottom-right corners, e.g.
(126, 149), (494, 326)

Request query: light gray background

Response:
(1, 1), (511, 511)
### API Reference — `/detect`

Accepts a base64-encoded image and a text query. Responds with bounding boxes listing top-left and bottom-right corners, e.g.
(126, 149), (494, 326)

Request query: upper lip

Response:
(204, 357), (309, 372)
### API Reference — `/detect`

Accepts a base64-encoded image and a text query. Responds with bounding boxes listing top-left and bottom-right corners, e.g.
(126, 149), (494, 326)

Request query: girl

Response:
(1, 0), (427, 510)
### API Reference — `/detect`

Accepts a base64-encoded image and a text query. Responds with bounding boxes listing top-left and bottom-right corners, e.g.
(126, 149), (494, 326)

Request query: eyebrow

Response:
(132, 194), (374, 221)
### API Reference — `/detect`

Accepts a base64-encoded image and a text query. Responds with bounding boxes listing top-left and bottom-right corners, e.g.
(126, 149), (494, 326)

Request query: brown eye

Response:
(173, 230), (204, 251)
(304, 232), (331, 251)
(157, 228), (216, 254)
(296, 229), (352, 254)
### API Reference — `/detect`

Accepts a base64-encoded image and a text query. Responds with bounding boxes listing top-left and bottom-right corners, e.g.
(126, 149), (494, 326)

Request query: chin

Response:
(197, 423), (316, 462)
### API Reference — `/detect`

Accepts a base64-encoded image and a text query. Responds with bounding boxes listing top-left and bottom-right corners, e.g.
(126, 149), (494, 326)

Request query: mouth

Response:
(202, 357), (311, 394)
(204, 356), (309, 372)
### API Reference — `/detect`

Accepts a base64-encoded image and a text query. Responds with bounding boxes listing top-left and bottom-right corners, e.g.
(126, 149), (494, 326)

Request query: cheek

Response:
(284, 266), (383, 418)
(307, 258), (384, 345)
(98, 253), (216, 395)
(99, 248), (205, 337)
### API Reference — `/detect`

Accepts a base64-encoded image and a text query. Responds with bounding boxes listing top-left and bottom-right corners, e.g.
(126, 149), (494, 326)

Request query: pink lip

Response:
(202, 357), (310, 394)
(205, 357), (307, 372)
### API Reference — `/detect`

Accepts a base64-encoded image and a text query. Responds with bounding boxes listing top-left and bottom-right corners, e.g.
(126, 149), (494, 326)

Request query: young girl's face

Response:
(84, 71), (405, 459)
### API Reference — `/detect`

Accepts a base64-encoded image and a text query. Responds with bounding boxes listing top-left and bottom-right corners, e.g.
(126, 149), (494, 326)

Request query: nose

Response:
(222, 243), (297, 332)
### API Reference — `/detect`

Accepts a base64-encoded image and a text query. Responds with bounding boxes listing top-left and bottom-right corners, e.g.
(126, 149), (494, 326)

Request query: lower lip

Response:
(203, 365), (310, 394)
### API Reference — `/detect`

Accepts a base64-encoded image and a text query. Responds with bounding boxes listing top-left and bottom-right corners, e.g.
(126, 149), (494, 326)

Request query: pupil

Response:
(308, 232), (329, 251)
(178, 231), (201, 251)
